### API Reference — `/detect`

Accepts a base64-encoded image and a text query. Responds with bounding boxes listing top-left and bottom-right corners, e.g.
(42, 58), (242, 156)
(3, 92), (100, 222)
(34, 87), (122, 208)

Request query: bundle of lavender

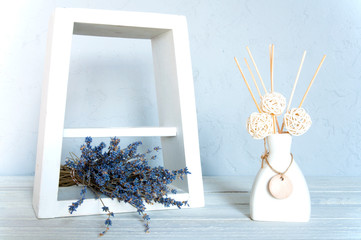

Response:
(59, 137), (190, 236)
(234, 45), (326, 139)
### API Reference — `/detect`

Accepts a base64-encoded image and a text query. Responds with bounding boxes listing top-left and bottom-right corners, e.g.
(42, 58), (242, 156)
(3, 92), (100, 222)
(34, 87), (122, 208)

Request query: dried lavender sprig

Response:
(63, 137), (190, 236)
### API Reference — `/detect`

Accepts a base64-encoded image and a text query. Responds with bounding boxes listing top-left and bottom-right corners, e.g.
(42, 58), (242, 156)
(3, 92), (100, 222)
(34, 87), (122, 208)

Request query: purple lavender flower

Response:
(65, 137), (190, 236)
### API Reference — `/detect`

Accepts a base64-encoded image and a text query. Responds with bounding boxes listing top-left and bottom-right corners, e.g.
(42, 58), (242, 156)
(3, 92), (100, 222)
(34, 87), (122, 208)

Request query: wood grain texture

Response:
(0, 176), (360, 239)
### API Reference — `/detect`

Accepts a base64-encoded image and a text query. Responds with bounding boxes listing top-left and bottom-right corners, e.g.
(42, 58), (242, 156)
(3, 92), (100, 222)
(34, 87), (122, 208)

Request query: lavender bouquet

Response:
(59, 137), (190, 236)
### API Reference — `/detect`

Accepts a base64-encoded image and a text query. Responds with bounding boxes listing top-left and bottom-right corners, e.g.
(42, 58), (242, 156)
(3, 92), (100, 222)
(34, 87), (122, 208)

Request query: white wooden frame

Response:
(33, 8), (204, 218)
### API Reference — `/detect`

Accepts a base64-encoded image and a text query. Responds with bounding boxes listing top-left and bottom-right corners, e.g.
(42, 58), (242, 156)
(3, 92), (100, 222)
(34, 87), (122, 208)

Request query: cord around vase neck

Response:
(261, 137), (294, 172)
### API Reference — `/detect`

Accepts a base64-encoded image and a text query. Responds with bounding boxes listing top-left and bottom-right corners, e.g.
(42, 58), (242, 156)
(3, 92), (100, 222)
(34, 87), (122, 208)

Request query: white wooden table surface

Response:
(1, 176), (360, 239)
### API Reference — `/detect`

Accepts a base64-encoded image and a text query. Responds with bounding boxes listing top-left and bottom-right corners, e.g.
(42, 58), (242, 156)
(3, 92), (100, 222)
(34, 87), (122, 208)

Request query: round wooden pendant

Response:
(268, 174), (293, 199)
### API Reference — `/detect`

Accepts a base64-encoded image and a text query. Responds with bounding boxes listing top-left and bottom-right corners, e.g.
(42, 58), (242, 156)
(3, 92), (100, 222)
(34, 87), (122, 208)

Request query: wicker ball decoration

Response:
(247, 112), (273, 139)
(260, 92), (286, 115)
(284, 108), (312, 136)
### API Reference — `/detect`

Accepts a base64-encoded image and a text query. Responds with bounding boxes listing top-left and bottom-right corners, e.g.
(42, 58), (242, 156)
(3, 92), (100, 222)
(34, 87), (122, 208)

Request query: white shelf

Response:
(34, 9), (204, 219)
(63, 127), (177, 138)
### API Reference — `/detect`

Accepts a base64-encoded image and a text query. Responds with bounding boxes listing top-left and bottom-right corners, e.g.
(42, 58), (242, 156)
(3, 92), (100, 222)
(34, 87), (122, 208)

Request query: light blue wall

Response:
(0, 0), (360, 176)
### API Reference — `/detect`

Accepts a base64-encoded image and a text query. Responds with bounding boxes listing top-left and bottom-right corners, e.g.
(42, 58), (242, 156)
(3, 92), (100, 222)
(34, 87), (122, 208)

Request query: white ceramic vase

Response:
(250, 133), (311, 222)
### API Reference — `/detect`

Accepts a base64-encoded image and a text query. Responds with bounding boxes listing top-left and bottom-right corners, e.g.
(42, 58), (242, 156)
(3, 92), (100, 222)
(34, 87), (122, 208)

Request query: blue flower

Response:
(105, 219), (112, 226)
(80, 186), (87, 195)
(85, 136), (92, 144)
(153, 146), (161, 151)
(68, 205), (76, 214)
(102, 206), (109, 212)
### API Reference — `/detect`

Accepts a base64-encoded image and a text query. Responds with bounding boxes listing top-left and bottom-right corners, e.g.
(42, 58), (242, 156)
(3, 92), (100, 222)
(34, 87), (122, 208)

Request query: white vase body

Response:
(250, 134), (310, 222)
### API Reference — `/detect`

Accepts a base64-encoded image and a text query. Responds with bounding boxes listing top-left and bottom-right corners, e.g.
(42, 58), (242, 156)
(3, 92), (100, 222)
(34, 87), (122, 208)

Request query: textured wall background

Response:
(0, 0), (360, 176)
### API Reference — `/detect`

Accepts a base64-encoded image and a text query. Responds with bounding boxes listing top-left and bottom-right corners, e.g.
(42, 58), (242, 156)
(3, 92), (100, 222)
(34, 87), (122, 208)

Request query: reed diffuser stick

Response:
(270, 44), (274, 92)
(245, 58), (262, 98)
(287, 51), (307, 112)
(299, 55), (326, 108)
(270, 44), (276, 133)
(275, 117), (281, 133)
(281, 50), (307, 132)
(234, 57), (262, 113)
(246, 46), (268, 93)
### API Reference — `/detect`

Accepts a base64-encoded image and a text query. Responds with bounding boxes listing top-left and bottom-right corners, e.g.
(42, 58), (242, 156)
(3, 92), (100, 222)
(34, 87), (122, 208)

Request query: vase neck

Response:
(266, 134), (293, 168)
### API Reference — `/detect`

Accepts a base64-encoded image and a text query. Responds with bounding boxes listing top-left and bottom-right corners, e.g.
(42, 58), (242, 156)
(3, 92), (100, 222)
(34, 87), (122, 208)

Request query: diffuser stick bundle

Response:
(234, 45), (326, 139)
(234, 57), (262, 113)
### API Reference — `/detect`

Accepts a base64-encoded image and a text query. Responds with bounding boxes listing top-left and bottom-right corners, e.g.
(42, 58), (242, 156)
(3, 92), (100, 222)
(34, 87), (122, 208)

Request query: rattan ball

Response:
(284, 108), (312, 136)
(260, 92), (286, 115)
(247, 112), (273, 139)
